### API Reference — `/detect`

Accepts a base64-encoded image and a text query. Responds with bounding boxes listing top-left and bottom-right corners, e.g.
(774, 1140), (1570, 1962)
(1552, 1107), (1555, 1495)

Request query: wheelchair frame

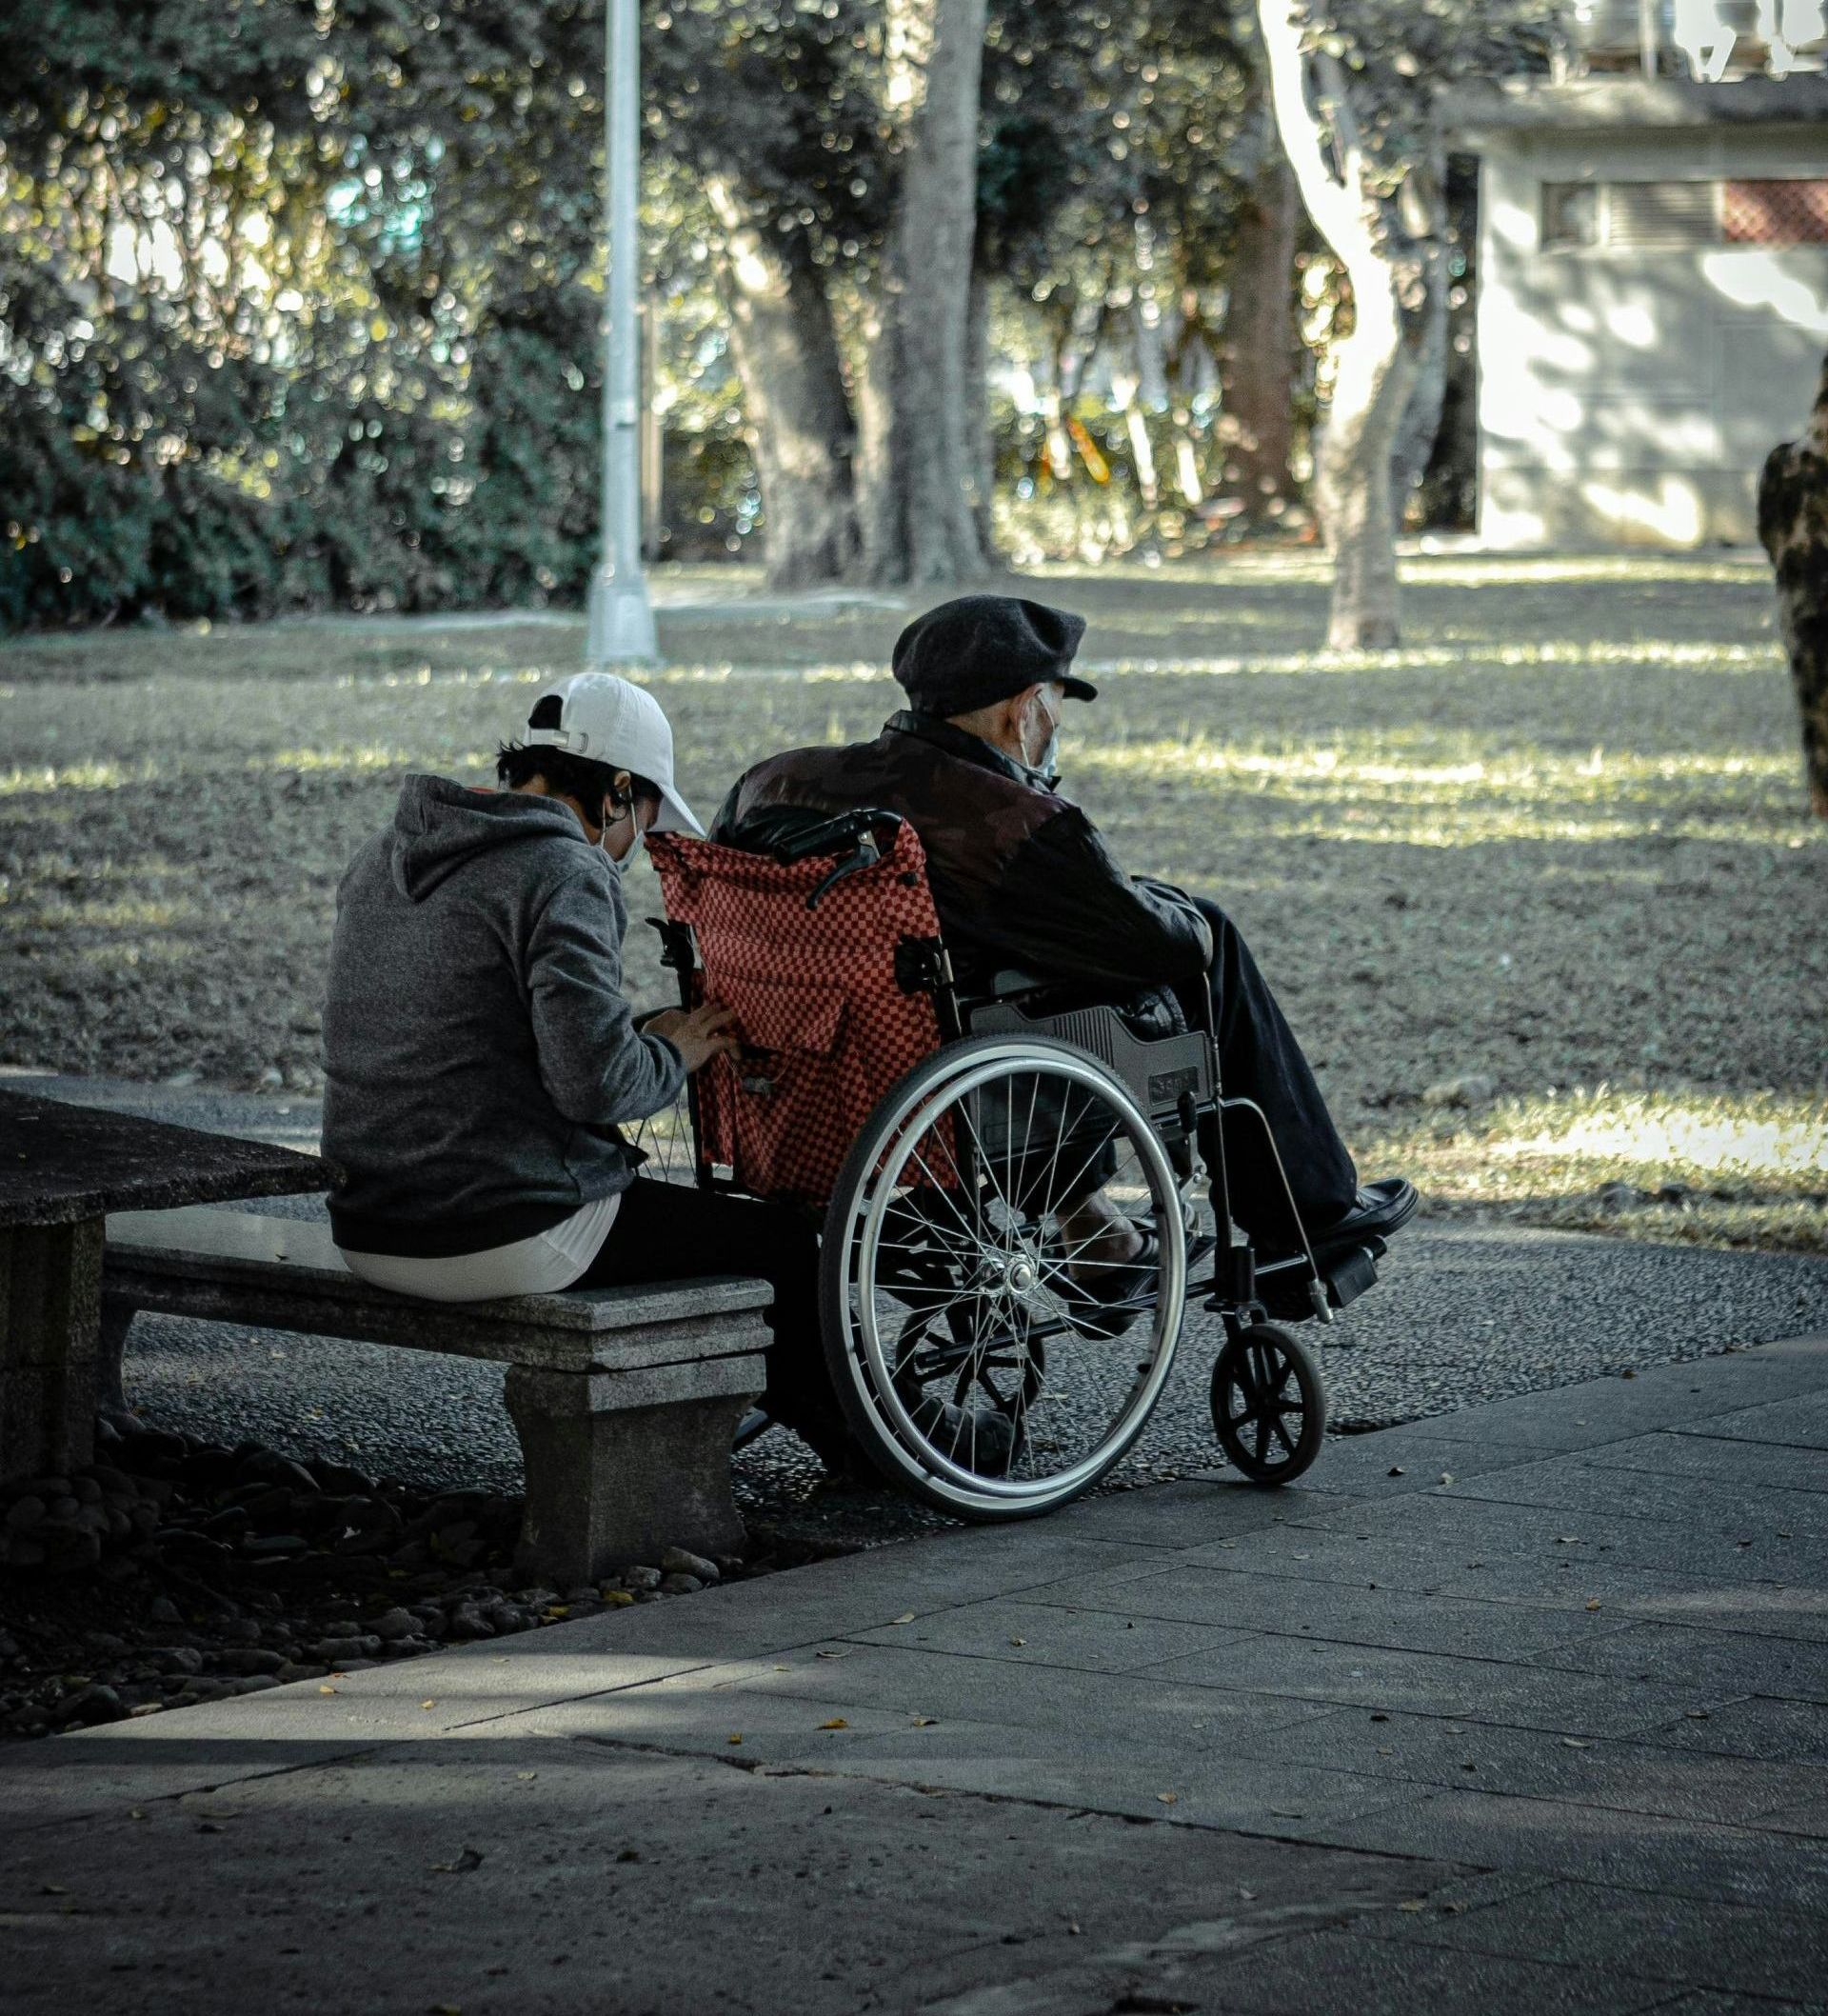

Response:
(648, 809), (1386, 1508)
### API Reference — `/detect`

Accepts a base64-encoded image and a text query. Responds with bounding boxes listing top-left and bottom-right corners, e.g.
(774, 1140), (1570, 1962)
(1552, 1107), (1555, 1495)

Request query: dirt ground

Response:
(3, 550), (1823, 1250)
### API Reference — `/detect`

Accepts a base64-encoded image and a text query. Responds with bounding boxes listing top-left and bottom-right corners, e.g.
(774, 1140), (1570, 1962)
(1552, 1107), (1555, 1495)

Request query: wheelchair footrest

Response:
(1323, 1240), (1382, 1312)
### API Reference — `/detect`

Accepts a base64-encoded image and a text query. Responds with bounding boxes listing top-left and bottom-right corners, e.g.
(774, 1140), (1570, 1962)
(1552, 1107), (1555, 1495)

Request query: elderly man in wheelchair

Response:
(645, 594), (1416, 1521)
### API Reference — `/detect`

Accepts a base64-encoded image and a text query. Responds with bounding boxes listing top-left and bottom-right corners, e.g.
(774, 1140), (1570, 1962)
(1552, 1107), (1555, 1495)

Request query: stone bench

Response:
(100, 1207), (773, 1587)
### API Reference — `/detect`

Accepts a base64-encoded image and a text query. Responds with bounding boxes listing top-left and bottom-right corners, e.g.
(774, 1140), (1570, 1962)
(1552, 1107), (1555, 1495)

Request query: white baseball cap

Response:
(522, 672), (704, 836)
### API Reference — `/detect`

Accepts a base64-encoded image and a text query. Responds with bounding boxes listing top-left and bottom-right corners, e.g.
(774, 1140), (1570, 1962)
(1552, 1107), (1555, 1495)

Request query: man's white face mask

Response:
(1020, 685), (1063, 788)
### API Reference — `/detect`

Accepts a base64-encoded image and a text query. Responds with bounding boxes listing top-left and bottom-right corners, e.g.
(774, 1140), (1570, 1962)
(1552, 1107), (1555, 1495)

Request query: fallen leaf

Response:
(819, 1718), (848, 1731)
(1584, 1599), (1602, 1611)
(1157, 1792), (1178, 1806)
(429, 1847), (484, 1875)
(1269, 1807), (1303, 1818)
(1440, 1473), (1456, 1487)
(1397, 1900), (1426, 1914)
(515, 1771), (537, 1781)
(128, 1809), (146, 1821)
(1009, 1637), (1026, 1647)
(727, 1734), (743, 1746)
(888, 1612), (917, 1626)
(1561, 1738), (1593, 1749)
(910, 1716), (938, 1727)
(1684, 1709), (1711, 1722)
(1066, 1921), (1082, 1935)
(1387, 1467), (1405, 1478)
(317, 1685), (338, 1696)
(1237, 1886), (1257, 1902)
(420, 1700), (437, 1711)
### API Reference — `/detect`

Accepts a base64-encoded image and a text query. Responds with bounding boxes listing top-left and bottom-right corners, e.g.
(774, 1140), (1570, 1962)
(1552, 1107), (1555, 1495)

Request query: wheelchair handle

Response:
(768, 805), (904, 866)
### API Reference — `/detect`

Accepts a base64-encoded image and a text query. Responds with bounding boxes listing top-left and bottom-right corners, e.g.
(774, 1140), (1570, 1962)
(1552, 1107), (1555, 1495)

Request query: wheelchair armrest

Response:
(984, 967), (1058, 997)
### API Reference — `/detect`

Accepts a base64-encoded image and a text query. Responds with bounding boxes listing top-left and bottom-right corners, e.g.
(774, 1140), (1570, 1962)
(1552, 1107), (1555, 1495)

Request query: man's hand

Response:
(646, 1002), (740, 1074)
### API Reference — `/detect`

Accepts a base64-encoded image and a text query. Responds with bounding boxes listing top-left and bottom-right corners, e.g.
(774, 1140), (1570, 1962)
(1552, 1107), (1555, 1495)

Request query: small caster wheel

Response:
(1211, 1323), (1326, 1485)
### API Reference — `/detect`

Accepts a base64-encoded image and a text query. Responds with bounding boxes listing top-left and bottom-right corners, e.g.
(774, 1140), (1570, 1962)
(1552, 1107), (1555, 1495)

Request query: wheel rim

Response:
(832, 1040), (1187, 1513)
(1219, 1334), (1309, 1469)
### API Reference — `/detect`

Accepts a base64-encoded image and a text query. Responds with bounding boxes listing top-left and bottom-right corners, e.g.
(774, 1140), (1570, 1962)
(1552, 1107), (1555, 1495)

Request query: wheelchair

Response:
(646, 809), (1392, 1522)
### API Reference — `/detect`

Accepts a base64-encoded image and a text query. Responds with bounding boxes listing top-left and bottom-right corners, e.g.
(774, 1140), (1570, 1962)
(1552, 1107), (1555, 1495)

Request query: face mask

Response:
(599, 793), (641, 875)
(1020, 689), (1063, 789)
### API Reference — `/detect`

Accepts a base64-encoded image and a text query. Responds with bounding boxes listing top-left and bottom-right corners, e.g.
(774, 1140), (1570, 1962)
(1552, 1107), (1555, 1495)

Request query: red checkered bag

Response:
(647, 822), (952, 1206)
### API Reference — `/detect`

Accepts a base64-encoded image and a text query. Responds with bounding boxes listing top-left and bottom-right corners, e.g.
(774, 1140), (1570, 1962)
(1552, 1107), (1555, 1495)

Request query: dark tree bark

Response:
(1220, 131), (1302, 522)
(706, 179), (859, 589)
(1758, 353), (1828, 818)
(855, 0), (994, 587)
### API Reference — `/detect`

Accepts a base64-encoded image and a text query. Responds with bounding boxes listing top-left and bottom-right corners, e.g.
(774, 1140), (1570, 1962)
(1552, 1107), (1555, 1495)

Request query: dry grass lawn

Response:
(3, 549), (1823, 1252)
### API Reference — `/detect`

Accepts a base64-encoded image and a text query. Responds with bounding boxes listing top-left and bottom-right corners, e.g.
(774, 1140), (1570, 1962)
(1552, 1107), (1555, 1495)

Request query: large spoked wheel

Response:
(1210, 1323), (1326, 1485)
(820, 1035), (1188, 1519)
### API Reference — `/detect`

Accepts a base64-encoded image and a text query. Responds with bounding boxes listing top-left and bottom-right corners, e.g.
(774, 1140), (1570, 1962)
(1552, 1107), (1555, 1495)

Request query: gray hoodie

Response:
(321, 775), (684, 1257)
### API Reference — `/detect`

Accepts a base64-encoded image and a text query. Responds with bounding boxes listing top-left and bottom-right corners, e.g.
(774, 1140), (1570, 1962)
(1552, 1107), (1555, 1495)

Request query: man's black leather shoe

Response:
(1313, 1177), (1418, 1256)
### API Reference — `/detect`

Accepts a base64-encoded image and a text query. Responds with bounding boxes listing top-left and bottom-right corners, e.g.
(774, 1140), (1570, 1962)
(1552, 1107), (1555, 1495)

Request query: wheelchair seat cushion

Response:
(647, 823), (948, 1206)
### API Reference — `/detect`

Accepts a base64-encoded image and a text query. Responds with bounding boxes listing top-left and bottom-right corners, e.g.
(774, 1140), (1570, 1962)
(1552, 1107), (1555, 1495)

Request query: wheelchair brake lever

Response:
(806, 834), (882, 909)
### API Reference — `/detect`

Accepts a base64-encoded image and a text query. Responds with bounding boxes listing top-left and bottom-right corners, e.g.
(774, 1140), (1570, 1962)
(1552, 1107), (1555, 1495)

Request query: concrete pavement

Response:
(4, 1334), (1827, 2013)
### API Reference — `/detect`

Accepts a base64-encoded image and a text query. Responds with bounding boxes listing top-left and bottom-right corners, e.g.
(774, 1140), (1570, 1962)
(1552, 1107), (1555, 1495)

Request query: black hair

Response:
(495, 741), (661, 823)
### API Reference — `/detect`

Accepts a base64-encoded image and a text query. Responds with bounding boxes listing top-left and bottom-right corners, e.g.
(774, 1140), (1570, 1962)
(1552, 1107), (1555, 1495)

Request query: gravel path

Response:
(31, 1072), (1828, 1547)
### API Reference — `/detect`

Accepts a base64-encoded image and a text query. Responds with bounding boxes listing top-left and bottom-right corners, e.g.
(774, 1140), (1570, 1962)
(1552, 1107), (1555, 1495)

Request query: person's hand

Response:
(646, 1002), (740, 1074)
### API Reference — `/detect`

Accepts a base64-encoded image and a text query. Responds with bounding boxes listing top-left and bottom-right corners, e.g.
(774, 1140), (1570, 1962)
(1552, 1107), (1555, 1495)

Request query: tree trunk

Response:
(1388, 143), (1450, 530)
(964, 261), (999, 561)
(856, 0), (993, 587)
(1259, 2), (1429, 649)
(706, 180), (859, 589)
(1757, 353), (1828, 818)
(1220, 128), (1302, 523)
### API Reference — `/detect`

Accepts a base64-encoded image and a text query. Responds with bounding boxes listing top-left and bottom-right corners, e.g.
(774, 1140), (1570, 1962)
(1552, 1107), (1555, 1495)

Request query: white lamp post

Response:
(585, 0), (658, 667)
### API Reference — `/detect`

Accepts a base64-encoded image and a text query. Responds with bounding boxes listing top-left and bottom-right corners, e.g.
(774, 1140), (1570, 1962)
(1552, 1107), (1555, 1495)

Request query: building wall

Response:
(1477, 121), (1828, 547)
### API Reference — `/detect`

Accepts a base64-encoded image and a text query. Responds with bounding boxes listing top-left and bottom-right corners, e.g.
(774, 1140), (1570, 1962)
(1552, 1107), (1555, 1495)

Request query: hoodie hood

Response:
(388, 774), (592, 902)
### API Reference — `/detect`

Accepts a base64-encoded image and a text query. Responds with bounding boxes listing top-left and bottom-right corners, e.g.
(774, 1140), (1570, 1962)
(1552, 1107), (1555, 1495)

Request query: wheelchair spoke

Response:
(827, 1036), (1187, 1516)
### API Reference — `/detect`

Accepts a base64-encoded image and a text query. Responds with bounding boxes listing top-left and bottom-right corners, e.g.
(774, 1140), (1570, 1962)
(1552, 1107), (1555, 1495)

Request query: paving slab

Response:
(1354, 1876), (1828, 2002)
(1450, 1455), (1828, 1540)
(1022, 1561), (1633, 1662)
(1241, 1707), (1825, 1826)
(4, 1330), (1826, 2013)
(1296, 1786), (1828, 1912)
(1679, 1390), (1828, 1449)
(1140, 1631), (1722, 1735)
(1538, 1622), (1828, 1704)
(1581, 1429), (1828, 1493)
(1636, 1694), (1828, 1765)
(1161, 1921), (1680, 2016)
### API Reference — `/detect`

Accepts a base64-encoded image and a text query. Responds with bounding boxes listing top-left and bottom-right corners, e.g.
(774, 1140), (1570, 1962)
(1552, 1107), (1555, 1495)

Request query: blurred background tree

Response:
(0, 0), (1535, 627)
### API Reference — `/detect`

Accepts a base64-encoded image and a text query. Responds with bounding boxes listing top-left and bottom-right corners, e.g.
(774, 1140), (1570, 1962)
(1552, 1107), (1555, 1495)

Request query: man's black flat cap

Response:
(891, 594), (1096, 715)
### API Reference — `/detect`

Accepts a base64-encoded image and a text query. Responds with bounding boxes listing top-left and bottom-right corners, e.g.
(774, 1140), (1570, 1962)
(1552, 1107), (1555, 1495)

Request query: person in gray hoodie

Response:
(321, 672), (847, 1461)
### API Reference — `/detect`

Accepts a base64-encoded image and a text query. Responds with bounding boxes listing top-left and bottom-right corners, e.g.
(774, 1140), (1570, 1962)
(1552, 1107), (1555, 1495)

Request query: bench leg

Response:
(98, 1298), (136, 1419)
(0, 1220), (104, 1480)
(504, 1355), (765, 1587)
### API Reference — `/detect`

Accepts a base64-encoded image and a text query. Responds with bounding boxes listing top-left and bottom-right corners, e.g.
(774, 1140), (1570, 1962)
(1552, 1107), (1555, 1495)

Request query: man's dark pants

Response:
(1178, 896), (1360, 1243)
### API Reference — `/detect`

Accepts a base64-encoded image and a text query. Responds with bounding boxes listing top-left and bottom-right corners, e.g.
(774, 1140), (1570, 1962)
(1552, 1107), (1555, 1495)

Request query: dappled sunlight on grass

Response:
(2, 895), (198, 932)
(1077, 736), (1819, 848)
(1368, 1088), (1828, 1253)
(0, 761), (153, 795)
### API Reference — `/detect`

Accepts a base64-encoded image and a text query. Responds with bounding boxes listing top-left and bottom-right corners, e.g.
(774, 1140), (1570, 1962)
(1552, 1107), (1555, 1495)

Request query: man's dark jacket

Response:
(711, 711), (1212, 991)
